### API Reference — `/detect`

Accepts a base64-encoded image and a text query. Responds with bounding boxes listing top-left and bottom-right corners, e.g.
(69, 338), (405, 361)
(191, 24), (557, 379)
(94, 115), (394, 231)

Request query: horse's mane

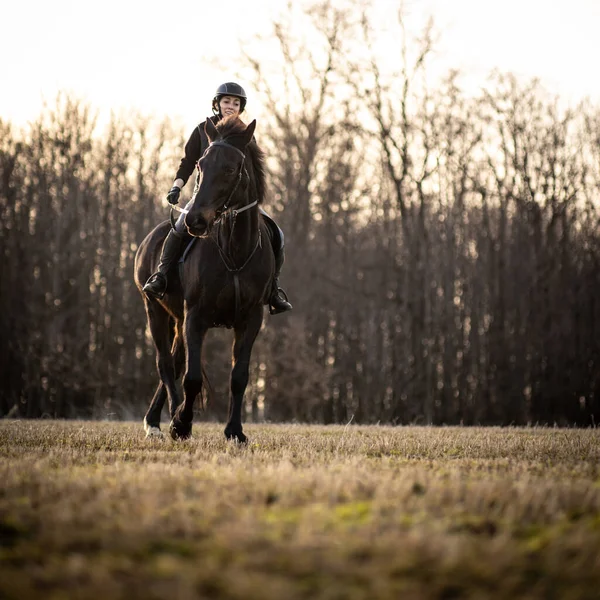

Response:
(215, 116), (267, 204)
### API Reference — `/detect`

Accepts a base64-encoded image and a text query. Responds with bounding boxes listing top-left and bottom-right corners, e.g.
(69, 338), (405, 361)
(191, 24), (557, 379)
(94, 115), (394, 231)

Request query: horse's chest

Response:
(183, 270), (266, 325)
(182, 240), (272, 326)
(200, 279), (264, 327)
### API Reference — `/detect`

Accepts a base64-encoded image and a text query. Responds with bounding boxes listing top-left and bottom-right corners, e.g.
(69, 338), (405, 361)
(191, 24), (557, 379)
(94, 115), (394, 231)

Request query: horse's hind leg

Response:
(144, 385), (168, 438)
(143, 300), (182, 437)
(144, 323), (185, 437)
(170, 305), (208, 440)
(225, 306), (264, 443)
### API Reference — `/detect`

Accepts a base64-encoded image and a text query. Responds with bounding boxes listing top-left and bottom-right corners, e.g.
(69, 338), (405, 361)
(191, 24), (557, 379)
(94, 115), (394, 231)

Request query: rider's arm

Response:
(173, 126), (203, 188)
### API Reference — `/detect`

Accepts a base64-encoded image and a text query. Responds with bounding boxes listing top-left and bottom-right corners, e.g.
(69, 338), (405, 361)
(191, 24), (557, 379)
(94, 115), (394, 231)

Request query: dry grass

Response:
(1, 420), (599, 599)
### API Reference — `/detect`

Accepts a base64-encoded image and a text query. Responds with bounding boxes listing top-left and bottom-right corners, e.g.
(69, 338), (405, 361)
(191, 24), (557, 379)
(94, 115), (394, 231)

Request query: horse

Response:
(134, 117), (275, 442)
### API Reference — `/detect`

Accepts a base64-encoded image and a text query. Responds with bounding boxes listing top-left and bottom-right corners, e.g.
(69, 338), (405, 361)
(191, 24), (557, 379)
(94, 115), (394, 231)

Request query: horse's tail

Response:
(200, 360), (214, 409)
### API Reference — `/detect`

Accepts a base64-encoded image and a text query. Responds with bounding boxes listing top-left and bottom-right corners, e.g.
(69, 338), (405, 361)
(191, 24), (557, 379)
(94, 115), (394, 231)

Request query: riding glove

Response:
(166, 186), (181, 205)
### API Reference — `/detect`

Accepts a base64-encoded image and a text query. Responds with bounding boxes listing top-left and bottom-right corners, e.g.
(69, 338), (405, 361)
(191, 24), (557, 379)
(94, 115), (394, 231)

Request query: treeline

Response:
(0, 101), (182, 418)
(1, 2), (599, 425)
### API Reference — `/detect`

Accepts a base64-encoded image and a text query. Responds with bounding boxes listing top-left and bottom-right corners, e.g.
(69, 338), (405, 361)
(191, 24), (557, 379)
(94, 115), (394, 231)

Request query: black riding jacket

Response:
(174, 115), (220, 186)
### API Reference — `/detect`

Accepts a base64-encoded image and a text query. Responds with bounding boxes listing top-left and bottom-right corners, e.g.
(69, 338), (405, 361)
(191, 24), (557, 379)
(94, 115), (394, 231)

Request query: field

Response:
(1, 421), (599, 599)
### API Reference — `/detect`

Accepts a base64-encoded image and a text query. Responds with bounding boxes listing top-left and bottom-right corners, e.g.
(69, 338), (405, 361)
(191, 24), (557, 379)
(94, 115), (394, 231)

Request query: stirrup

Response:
(143, 273), (168, 300)
(269, 287), (292, 315)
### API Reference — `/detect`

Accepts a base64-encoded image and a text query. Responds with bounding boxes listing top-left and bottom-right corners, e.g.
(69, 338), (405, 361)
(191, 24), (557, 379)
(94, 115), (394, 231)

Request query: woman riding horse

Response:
(143, 82), (292, 315)
(135, 115), (277, 442)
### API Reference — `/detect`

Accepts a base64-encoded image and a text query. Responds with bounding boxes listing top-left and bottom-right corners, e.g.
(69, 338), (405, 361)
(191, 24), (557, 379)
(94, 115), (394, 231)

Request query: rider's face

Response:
(219, 96), (241, 117)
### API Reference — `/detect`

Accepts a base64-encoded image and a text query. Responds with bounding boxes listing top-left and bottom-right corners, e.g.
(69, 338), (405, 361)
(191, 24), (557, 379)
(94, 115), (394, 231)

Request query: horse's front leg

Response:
(225, 306), (264, 443)
(170, 305), (207, 440)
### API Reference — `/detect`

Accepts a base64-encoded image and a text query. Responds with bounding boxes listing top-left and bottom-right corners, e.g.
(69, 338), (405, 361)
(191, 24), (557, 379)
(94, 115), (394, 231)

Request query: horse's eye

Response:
(225, 167), (236, 175)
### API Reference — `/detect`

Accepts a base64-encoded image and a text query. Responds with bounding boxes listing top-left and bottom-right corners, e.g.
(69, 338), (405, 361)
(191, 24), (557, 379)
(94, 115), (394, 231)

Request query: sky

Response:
(1, 0), (599, 131)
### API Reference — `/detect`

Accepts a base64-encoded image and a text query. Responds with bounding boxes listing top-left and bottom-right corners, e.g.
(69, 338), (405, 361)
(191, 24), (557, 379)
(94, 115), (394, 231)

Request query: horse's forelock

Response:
(215, 115), (246, 139)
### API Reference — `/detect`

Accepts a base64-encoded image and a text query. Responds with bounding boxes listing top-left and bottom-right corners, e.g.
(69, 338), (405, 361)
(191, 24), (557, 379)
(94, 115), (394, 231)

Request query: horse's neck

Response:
(217, 205), (259, 268)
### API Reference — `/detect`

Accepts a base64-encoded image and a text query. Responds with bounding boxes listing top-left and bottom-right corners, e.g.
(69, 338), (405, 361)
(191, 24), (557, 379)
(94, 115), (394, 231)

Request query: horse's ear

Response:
(242, 119), (257, 146)
(205, 117), (218, 142)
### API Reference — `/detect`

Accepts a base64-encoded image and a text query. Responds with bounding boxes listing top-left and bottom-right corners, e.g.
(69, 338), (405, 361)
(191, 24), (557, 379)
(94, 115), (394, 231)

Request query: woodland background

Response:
(1, 4), (599, 425)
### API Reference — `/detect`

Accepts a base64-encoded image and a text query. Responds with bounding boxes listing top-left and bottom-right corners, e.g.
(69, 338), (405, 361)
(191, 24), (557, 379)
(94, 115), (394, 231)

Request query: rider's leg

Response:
(143, 206), (190, 300)
(270, 242), (292, 314)
(260, 209), (292, 315)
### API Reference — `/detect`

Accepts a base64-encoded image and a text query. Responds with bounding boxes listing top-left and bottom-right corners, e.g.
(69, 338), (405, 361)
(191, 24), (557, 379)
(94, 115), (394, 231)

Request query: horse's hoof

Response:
(143, 419), (163, 438)
(145, 426), (164, 440)
(224, 427), (247, 444)
(170, 419), (192, 441)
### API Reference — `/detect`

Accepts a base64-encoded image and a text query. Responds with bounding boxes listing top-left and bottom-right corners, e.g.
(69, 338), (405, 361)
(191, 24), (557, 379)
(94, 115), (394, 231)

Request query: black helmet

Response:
(212, 82), (247, 115)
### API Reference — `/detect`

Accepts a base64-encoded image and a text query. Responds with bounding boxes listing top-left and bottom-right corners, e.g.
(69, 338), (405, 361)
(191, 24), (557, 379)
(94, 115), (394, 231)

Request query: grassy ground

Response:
(0, 420), (599, 599)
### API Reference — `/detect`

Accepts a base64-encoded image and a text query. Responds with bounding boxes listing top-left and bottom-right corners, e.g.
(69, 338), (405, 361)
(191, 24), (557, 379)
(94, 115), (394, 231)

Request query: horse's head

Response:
(185, 117), (257, 237)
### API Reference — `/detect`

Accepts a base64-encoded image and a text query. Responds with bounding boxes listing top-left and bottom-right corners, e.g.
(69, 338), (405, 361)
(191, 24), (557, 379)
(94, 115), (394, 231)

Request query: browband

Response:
(208, 140), (246, 160)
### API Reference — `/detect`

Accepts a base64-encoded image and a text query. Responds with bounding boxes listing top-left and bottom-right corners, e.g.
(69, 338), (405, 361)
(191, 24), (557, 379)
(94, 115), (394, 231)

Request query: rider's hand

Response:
(166, 186), (181, 205)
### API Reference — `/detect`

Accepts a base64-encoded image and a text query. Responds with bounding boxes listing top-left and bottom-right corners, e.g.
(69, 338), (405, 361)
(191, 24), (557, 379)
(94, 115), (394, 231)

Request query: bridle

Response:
(205, 139), (261, 268)
(209, 140), (257, 222)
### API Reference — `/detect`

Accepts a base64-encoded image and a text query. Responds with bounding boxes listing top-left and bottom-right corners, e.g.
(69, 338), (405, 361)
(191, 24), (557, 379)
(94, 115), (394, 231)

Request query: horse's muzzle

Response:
(185, 211), (213, 237)
(186, 222), (207, 237)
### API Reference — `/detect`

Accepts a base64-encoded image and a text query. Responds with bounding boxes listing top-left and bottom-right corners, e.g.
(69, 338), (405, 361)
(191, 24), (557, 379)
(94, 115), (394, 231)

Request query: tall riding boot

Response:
(269, 245), (292, 315)
(143, 229), (184, 299)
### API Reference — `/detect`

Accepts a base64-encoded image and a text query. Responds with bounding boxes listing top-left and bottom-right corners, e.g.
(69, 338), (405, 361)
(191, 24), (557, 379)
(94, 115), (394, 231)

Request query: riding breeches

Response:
(173, 199), (193, 235)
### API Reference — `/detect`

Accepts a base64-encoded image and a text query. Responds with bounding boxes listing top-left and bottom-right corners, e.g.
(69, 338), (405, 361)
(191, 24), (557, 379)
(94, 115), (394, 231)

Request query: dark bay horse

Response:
(134, 117), (274, 442)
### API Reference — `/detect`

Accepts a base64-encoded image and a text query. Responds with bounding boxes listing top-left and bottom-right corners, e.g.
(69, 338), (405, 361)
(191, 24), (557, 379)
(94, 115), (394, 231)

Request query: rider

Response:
(142, 82), (292, 315)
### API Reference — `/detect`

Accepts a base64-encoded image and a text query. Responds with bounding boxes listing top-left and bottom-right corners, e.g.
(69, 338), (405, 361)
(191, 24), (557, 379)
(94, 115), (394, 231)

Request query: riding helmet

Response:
(212, 82), (247, 114)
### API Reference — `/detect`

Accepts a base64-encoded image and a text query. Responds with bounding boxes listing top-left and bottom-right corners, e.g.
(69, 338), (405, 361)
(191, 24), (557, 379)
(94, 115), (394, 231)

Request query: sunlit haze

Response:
(2, 0), (599, 130)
